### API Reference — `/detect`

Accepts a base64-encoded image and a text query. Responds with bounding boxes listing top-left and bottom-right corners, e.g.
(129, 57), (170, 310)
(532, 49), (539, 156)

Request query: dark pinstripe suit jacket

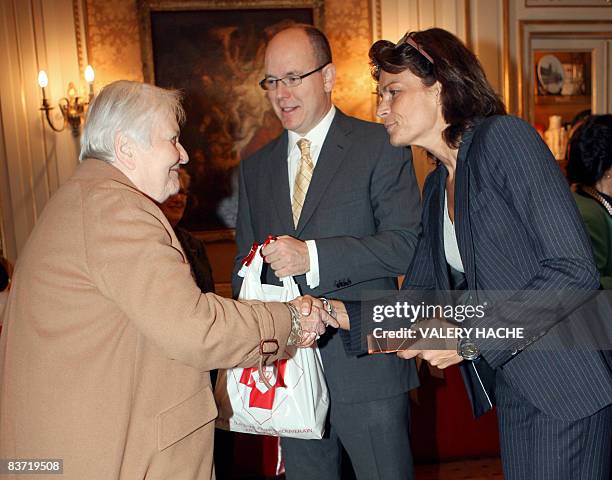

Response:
(403, 115), (612, 420)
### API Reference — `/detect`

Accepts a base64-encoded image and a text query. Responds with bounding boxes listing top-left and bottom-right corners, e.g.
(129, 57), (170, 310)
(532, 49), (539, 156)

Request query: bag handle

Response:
(238, 235), (277, 278)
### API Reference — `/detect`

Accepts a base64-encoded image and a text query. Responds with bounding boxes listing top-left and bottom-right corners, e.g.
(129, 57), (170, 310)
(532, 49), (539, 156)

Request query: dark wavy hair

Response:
(566, 114), (612, 186)
(369, 28), (506, 149)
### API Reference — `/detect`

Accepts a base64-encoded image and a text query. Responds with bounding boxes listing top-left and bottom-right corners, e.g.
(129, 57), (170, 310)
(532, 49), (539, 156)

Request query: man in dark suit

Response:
(233, 25), (422, 480)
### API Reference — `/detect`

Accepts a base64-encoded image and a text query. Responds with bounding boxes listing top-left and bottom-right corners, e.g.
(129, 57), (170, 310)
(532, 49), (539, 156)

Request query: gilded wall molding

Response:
(517, 19), (612, 119)
(503, 0), (511, 112)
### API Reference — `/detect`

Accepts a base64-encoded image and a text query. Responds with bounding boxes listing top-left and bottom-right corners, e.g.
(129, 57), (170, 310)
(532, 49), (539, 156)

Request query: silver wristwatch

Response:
(457, 337), (480, 361)
(319, 297), (337, 323)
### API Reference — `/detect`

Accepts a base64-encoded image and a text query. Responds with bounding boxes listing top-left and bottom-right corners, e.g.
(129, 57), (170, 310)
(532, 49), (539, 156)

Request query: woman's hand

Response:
(397, 349), (462, 369)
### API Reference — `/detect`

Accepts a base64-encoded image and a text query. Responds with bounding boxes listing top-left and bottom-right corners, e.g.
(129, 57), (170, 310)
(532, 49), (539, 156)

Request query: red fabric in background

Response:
(231, 434), (281, 478)
(411, 364), (500, 461)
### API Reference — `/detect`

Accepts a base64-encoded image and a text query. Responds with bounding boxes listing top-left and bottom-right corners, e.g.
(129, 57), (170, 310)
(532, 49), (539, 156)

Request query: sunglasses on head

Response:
(398, 33), (434, 64)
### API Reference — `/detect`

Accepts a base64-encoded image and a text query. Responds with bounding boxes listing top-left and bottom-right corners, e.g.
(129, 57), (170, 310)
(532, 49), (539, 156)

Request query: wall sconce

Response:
(37, 65), (95, 137)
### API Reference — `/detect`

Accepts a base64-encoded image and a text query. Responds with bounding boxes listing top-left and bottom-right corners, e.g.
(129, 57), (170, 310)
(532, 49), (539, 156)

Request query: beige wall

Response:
(0, 0), (83, 262)
(372, 0), (496, 188)
(373, 0), (502, 93)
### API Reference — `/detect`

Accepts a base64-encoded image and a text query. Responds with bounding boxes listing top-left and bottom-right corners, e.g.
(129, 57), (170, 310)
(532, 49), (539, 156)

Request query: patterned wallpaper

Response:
(85, 0), (374, 120)
(86, 0), (144, 85)
(326, 0), (375, 121)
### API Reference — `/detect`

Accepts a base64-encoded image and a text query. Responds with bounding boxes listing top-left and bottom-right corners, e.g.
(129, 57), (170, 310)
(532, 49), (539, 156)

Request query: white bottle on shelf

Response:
(544, 115), (567, 161)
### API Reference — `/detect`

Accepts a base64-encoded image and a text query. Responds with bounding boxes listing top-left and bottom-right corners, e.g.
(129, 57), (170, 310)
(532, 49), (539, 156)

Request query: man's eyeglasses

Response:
(259, 62), (330, 91)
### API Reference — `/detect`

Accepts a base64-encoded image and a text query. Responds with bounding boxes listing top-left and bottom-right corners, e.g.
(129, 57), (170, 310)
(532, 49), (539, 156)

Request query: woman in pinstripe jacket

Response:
(322, 28), (612, 480)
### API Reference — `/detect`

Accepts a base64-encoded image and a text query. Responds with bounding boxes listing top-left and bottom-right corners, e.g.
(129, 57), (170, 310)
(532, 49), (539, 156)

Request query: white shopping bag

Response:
(215, 243), (329, 439)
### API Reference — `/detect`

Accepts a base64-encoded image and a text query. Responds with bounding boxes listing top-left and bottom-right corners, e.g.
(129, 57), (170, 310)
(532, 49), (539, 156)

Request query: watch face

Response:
(461, 342), (480, 360)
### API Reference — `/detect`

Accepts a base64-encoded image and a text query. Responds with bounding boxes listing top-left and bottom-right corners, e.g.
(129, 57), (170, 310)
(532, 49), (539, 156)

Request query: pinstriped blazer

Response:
(404, 115), (612, 420)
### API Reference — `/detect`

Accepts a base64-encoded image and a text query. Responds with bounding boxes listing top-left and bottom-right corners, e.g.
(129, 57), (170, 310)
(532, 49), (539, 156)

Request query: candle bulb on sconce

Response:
(67, 83), (77, 100)
(36, 66), (95, 137)
(38, 70), (51, 110)
(37, 70), (48, 98)
(38, 69), (64, 133)
(84, 65), (95, 102)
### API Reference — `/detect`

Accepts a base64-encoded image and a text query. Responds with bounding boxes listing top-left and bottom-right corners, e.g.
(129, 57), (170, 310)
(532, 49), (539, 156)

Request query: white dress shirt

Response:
(286, 105), (336, 288)
(444, 190), (465, 273)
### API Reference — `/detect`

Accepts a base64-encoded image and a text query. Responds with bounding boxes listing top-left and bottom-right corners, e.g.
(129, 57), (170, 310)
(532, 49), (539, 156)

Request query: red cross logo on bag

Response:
(239, 359), (288, 410)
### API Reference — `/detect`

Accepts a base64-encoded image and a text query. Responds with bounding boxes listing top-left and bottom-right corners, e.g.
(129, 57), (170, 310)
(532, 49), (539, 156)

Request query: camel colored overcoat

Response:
(0, 159), (291, 479)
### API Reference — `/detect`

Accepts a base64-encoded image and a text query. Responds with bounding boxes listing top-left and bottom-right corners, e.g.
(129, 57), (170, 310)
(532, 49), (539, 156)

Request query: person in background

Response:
(160, 168), (215, 294)
(566, 114), (612, 289)
(567, 109), (591, 140)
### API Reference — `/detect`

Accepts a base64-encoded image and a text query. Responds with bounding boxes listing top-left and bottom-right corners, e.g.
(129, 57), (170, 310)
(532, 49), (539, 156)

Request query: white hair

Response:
(79, 80), (185, 162)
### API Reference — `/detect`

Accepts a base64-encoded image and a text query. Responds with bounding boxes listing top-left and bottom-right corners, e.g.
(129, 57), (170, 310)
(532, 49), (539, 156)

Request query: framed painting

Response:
(138, 0), (324, 239)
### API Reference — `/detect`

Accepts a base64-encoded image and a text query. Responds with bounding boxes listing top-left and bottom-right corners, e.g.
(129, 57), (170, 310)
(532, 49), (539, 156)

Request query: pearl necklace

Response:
(581, 186), (612, 217)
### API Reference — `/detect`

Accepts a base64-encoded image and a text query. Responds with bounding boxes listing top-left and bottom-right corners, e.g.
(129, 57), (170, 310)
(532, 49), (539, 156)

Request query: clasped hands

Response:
(288, 296), (339, 348)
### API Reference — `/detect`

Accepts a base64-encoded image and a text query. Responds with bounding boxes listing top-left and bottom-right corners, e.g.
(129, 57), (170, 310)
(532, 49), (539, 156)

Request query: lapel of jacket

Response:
(433, 167), (452, 289)
(267, 132), (295, 234)
(295, 109), (351, 236)
(454, 123), (480, 290)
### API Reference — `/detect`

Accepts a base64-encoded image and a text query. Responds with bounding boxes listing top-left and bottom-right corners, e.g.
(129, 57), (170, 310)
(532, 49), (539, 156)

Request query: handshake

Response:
(286, 296), (341, 348)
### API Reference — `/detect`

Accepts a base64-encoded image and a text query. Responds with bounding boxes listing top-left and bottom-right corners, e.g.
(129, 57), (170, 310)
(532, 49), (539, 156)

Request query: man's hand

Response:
(397, 349), (462, 369)
(262, 235), (309, 278)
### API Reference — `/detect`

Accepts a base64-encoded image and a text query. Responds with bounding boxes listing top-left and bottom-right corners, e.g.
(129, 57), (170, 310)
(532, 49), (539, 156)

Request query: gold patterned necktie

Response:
(292, 138), (314, 228)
